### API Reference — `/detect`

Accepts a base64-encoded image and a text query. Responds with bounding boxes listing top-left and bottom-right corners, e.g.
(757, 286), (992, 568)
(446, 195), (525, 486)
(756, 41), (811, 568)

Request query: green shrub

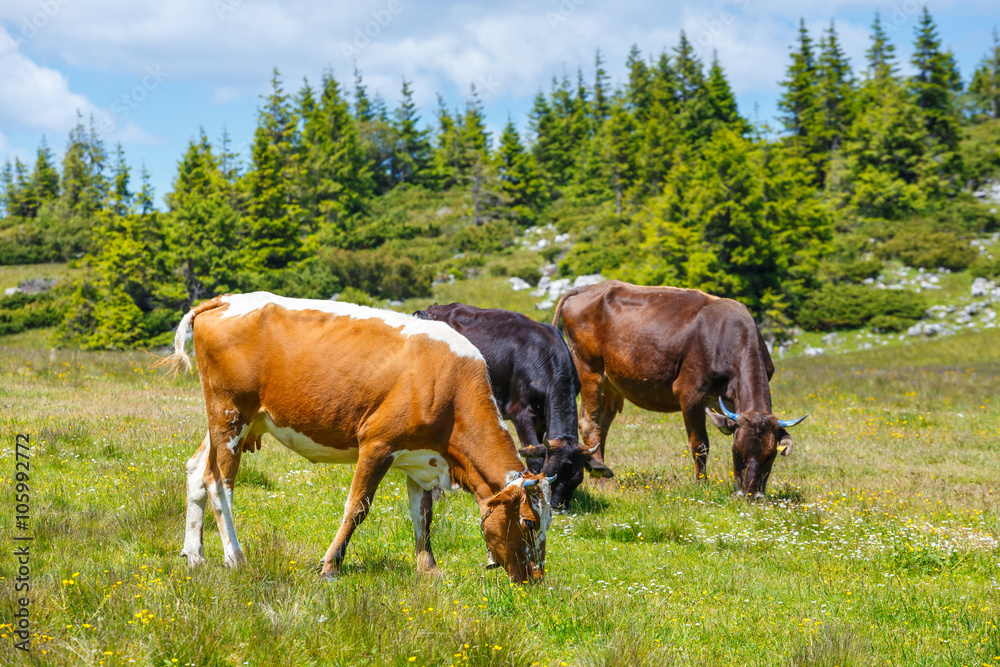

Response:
(0, 291), (66, 336)
(970, 252), (1000, 279)
(797, 284), (925, 331)
(821, 258), (883, 284)
(875, 231), (976, 270)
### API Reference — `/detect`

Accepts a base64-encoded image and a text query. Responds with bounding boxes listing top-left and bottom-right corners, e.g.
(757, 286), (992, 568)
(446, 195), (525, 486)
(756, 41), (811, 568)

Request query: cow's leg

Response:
(406, 475), (441, 576)
(205, 424), (246, 567)
(181, 433), (211, 567)
(681, 398), (710, 481)
(320, 446), (393, 579)
(577, 366), (609, 460)
(510, 407), (541, 450)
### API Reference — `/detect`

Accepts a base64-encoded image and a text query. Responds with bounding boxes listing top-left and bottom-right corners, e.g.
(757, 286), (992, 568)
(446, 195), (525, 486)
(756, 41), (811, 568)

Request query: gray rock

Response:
(508, 276), (532, 292)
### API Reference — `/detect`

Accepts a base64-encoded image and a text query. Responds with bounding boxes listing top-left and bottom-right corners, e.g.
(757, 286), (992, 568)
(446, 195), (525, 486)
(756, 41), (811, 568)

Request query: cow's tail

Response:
(153, 295), (229, 376)
(552, 286), (585, 331)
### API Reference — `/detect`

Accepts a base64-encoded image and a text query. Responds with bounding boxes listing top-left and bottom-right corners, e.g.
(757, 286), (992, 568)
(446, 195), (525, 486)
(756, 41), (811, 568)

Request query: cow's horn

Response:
(718, 397), (741, 422)
(585, 442), (601, 456)
(546, 475), (557, 485)
(777, 414), (808, 427)
(522, 478), (538, 489)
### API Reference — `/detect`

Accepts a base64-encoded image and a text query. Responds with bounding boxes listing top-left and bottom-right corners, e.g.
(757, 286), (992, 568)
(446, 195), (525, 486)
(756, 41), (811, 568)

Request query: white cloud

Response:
(0, 25), (103, 132)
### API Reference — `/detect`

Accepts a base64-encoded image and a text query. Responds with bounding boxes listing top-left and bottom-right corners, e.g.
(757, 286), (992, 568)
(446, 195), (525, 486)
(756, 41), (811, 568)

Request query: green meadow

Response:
(0, 321), (998, 667)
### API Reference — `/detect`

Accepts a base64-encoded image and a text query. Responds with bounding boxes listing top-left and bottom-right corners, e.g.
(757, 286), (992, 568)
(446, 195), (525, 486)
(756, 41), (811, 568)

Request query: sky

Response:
(1, 0), (997, 208)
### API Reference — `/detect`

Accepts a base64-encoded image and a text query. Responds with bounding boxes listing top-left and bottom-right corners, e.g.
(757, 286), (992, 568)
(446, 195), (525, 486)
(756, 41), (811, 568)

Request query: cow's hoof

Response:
(182, 552), (208, 568)
(222, 553), (246, 569)
(418, 566), (444, 579)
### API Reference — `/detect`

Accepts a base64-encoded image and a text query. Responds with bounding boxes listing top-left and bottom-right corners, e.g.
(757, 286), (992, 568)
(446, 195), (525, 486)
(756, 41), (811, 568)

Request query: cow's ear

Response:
(518, 445), (547, 460)
(777, 435), (793, 457)
(705, 408), (735, 435)
(584, 457), (614, 479)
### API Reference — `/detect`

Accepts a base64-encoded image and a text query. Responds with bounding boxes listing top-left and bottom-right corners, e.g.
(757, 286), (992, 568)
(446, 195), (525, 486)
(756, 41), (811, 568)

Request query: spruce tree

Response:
(110, 143), (132, 217)
(777, 19), (817, 140)
(866, 12), (898, 81)
(625, 44), (652, 119)
(814, 22), (854, 157)
(495, 118), (545, 224)
(167, 132), (244, 300)
(31, 136), (60, 203)
(969, 27), (1000, 120)
(910, 7), (962, 153)
(593, 49), (610, 123)
(391, 79), (432, 186)
(242, 69), (302, 270)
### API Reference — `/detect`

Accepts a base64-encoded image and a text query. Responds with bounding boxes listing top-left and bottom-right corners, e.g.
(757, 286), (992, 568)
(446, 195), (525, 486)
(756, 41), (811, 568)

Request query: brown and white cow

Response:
(157, 292), (553, 582)
(553, 280), (807, 497)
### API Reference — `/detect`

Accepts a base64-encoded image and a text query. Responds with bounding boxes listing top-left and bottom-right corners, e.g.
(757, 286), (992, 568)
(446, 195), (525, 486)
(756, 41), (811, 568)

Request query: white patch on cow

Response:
(206, 478), (244, 567)
(391, 449), (451, 491)
(181, 442), (209, 565)
(489, 395), (508, 432)
(218, 292), (483, 360)
(262, 415), (359, 464)
(226, 423), (250, 454)
(502, 471), (552, 567)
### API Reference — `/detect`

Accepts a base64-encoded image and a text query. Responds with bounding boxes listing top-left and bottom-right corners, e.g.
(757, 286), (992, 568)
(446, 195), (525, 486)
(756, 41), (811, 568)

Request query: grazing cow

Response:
(157, 292), (553, 582)
(553, 280), (807, 497)
(413, 303), (612, 511)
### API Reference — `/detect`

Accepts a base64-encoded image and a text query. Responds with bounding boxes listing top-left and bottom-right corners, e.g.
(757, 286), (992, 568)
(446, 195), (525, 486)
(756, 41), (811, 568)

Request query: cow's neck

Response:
(733, 353), (773, 414)
(450, 423), (525, 510)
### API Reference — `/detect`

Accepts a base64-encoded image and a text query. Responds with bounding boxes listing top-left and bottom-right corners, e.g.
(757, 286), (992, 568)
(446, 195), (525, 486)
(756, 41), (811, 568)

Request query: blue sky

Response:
(1, 0), (997, 209)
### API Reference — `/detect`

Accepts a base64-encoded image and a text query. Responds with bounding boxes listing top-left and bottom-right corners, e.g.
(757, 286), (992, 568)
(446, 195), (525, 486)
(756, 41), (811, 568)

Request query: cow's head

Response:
(518, 438), (613, 512)
(707, 398), (807, 498)
(481, 472), (552, 582)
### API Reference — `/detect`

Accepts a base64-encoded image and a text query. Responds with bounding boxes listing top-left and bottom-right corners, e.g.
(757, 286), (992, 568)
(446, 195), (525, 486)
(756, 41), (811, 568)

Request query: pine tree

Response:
(431, 96), (462, 189)
(31, 136), (60, 203)
(110, 143), (132, 217)
(814, 22), (854, 156)
(138, 163), (155, 215)
(777, 19), (818, 140)
(969, 27), (1000, 120)
(625, 44), (652, 118)
(704, 53), (746, 133)
(460, 87), (493, 224)
(166, 132), (245, 300)
(910, 7), (962, 153)
(242, 69), (302, 270)
(600, 95), (640, 216)
(593, 49), (610, 123)
(299, 70), (374, 236)
(495, 118), (545, 224)
(866, 12), (898, 81)
(391, 79), (432, 186)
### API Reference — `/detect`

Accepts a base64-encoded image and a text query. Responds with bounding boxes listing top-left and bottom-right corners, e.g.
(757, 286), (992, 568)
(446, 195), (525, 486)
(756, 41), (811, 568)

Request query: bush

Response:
(315, 249), (432, 301)
(797, 284), (925, 331)
(970, 253), (1000, 279)
(875, 231), (976, 271)
(821, 258), (883, 284)
(0, 291), (66, 336)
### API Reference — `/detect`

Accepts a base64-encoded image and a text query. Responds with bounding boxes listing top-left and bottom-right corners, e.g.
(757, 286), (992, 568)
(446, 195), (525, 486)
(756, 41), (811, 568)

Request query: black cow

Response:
(413, 303), (613, 510)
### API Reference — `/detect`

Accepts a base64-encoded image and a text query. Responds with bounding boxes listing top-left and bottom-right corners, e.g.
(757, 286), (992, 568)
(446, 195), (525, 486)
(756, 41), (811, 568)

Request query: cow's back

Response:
(193, 294), (489, 450)
(559, 280), (763, 411)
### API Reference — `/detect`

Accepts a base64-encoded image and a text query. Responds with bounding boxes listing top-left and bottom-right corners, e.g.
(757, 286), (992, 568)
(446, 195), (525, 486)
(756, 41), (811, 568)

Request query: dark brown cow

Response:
(157, 292), (552, 582)
(553, 280), (807, 497)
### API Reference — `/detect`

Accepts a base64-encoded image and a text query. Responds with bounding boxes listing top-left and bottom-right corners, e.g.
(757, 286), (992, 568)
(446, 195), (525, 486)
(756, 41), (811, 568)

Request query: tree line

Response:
(1, 8), (999, 348)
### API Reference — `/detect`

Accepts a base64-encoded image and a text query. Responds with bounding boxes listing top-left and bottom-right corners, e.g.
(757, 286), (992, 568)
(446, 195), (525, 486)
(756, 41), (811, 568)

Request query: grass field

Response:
(1, 324), (999, 666)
